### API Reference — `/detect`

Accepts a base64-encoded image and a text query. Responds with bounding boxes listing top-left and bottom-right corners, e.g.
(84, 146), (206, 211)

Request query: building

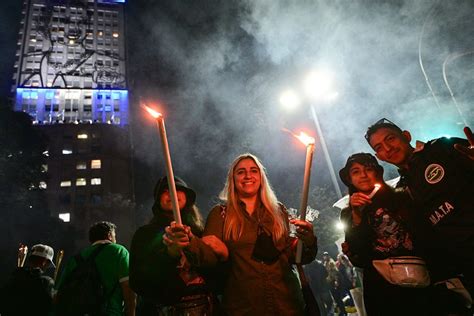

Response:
(12, 0), (134, 246)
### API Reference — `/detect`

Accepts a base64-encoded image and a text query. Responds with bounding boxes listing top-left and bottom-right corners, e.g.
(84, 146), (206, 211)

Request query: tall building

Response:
(12, 0), (135, 246)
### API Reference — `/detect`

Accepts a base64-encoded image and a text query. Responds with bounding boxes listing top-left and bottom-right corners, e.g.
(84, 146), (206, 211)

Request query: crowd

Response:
(0, 119), (472, 316)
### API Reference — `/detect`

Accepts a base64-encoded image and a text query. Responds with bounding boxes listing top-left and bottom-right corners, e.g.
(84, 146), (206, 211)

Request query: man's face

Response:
(369, 127), (413, 167)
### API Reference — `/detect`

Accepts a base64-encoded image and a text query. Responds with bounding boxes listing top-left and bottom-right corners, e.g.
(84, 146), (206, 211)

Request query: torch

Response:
(143, 105), (182, 224)
(286, 130), (321, 316)
(54, 250), (64, 282)
(367, 183), (381, 199)
(286, 130), (316, 264)
(17, 244), (28, 268)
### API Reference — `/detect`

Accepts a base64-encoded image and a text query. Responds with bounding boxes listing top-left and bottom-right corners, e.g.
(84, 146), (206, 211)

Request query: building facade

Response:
(12, 0), (134, 246)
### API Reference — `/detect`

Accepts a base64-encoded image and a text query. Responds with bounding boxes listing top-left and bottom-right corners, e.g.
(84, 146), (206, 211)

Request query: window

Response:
(77, 133), (88, 139)
(39, 181), (47, 189)
(91, 159), (101, 169)
(76, 162), (87, 170)
(60, 180), (71, 187)
(76, 178), (87, 186)
(62, 148), (73, 155)
(41, 164), (48, 172)
(91, 178), (101, 185)
(58, 213), (70, 222)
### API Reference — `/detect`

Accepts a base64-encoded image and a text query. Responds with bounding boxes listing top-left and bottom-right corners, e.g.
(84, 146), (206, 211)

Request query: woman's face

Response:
(349, 162), (378, 194)
(160, 189), (187, 211)
(233, 158), (261, 198)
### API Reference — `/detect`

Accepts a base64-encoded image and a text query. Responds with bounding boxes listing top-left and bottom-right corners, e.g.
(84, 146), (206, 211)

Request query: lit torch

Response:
(285, 129), (316, 264)
(367, 183), (381, 199)
(143, 104), (182, 224)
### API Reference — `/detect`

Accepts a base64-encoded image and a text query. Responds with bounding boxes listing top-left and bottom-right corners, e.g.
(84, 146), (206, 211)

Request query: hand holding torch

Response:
(17, 244), (28, 268)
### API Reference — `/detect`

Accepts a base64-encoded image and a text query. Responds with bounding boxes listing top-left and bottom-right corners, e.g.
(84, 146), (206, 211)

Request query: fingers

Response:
(464, 126), (474, 146)
(454, 143), (474, 160)
(350, 193), (372, 207)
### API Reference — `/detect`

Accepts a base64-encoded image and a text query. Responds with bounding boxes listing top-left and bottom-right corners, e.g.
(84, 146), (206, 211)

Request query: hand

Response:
(454, 126), (474, 160)
(350, 192), (372, 208)
(290, 219), (316, 247)
(163, 222), (190, 257)
(202, 235), (229, 261)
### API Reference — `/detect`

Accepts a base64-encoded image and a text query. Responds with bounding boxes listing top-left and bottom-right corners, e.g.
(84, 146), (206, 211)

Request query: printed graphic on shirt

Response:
(370, 208), (413, 254)
(424, 164), (445, 184)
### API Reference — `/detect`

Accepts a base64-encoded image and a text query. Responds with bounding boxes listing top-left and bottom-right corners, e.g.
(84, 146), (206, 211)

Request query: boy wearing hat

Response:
(339, 153), (429, 316)
(0, 244), (55, 316)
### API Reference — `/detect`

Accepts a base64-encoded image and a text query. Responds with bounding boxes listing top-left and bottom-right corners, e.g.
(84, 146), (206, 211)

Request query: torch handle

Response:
(157, 117), (182, 225)
(296, 144), (315, 264)
(54, 250), (64, 282)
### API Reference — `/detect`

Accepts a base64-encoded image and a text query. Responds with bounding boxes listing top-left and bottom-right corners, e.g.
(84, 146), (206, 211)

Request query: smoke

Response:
(127, 0), (474, 213)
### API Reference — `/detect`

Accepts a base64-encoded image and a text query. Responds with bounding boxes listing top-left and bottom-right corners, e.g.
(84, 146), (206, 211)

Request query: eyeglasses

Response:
(365, 118), (402, 142)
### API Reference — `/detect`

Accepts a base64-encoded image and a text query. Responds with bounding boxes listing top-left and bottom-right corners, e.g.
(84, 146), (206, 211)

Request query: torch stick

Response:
(17, 244), (28, 268)
(367, 183), (381, 199)
(143, 105), (182, 224)
(296, 141), (315, 264)
(54, 250), (64, 282)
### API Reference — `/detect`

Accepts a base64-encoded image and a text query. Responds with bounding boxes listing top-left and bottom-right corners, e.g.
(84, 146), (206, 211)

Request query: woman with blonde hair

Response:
(168, 153), (318, 315)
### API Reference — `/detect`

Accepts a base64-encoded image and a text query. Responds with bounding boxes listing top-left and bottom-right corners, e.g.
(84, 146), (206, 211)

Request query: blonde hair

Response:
(219, 153), (287, 242)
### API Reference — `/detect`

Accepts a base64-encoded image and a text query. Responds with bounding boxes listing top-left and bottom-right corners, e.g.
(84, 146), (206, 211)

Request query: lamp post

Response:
(280, 69), (343, 199)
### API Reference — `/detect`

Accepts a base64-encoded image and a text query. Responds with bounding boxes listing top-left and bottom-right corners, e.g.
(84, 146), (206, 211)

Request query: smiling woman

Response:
(169, 153), (318, 316)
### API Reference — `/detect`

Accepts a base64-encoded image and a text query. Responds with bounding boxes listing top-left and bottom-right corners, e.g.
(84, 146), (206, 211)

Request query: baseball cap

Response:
(30, 244), (55, 268)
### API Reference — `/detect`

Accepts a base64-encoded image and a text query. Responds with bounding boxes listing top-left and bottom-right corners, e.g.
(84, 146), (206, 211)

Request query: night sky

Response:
(1, 0), (474, 224)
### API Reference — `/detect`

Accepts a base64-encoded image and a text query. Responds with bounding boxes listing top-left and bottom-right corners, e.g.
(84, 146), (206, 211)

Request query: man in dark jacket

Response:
(365, 119), (474, 314)
(0, 244), (55, 316)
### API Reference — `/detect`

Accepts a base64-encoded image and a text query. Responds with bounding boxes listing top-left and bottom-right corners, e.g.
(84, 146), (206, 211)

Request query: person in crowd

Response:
(365, 119), (474, 314)
(56, 221), (136, 316)
(166, 153), (318, 315)
(339, 152), (430, 316)
(336, 254), (355, 307)
(304, 258), (334, 316)
(326, 259), (347, 316)
(0, 244), (55, 316)
(130, 176), (225, 315)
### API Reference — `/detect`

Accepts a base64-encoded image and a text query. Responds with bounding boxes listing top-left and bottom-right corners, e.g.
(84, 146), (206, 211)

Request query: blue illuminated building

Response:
(12, 0), (134, 245)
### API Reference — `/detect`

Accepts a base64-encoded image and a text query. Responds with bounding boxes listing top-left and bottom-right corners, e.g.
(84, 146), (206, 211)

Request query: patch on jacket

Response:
(424, 163), (445, 184)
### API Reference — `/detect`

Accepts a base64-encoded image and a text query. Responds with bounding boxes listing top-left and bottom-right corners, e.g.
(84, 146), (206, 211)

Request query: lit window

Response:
(112, 32), (119, 38)
(62, 149), (73, 155)
(91, 178), (101, 185)
(91, 159), (101, 169)
(76, 178), (87, 186)
(76, 162), (87, 170)
(39, 181), (47, 189)
(60, 181), (71, 187)
(77, 133), (88, 139)
(58, 213), (70, 222)
(41, 164), (48, 172)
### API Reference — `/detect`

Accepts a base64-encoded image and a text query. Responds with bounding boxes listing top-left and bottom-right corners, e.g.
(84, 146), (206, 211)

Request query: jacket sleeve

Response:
(340, 206), (373, 268)
(184, 206), (223, 267)
(129, 226), (185, 303)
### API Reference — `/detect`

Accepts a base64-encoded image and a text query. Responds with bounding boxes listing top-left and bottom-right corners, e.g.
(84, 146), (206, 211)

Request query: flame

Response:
(295, 132), (316, 146)
(142, 104), (162, 119)
(283, 128), (315, 146)
(368, 183), (381, 198)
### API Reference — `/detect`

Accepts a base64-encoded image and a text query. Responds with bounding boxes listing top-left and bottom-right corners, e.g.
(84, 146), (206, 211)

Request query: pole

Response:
(296, 143), (315, 264)
(310, 105), (343, 199)
(156, 116), (182, 224)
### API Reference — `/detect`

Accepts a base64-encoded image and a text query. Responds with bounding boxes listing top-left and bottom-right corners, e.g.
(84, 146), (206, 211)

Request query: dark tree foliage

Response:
(0, 104), (76, 283)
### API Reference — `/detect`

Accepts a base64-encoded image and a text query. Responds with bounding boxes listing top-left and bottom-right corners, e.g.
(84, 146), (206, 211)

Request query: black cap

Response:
(152, 176), (196, 215)
(339, 153), (384, 187)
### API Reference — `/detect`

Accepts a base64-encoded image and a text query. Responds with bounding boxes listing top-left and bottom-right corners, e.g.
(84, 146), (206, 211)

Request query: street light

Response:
(280, 69), (343, 199)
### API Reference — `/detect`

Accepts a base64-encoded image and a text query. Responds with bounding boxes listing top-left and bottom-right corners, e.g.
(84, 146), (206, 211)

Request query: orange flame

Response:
(283, 128), (316, 146)
(295, 132), (316, 146)
(142, 104), (162, 119)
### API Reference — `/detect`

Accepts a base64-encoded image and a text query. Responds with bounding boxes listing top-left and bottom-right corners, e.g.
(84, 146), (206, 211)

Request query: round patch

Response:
(424, 164), (445, 184)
